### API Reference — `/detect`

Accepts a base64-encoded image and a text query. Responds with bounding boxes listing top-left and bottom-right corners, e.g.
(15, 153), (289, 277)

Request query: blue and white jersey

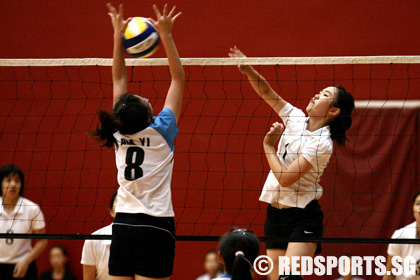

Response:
(114, 107), (178, 217)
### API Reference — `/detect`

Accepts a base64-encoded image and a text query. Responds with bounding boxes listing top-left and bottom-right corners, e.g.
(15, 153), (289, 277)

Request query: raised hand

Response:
(148, 4), (182, 37)
(229, 46), (253, 74)
(107, 3), (132, 37)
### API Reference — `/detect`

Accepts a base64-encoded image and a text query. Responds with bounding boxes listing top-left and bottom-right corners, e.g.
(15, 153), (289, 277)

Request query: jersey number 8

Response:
(125, 147), (145, 181)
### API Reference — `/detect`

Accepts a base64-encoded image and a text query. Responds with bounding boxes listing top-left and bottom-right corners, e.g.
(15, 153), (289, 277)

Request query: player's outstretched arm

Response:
(107, 3), (132, 106)
(149, 4), (185, 123)
(229, 46), (287, 114)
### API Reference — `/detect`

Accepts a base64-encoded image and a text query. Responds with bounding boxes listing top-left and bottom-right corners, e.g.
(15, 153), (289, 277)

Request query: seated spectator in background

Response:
(0, 164), (48, 280)
(214, 228), (260, 280)
(81, 192), (117, 280)
(383, 192), (420, 280)
(196, 250), (223, 280)
(40, 245), (77, 280)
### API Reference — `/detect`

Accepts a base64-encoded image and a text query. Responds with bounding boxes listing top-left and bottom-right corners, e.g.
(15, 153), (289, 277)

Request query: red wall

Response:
(2, 0), (420, 59)
(1, 1), (420, 280)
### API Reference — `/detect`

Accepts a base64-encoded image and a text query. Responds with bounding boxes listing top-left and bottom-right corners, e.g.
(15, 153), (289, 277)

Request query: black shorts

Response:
(0, 261), (38, 280)
(264, 200), (324, 254)
(109, 212), (176, 278)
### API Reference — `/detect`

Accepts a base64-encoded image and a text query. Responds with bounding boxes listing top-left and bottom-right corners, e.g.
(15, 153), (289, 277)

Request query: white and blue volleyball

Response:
(123, 17), (160, 58)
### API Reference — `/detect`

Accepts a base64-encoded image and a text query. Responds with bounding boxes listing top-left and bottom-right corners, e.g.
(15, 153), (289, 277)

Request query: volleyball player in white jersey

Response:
(0, 165), (48, 280)
(383, 192), (420, 280)
(81, 192), (117, 280)
(91, 3), (184, 280)
(229, 46), (355, 280)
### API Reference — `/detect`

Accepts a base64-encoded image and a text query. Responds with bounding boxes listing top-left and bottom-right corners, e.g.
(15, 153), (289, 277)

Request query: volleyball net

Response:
(0, 56), (419, 243)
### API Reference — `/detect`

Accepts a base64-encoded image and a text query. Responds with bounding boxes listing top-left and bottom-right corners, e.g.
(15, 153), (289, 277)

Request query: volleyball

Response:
(122, 17), (160, 58)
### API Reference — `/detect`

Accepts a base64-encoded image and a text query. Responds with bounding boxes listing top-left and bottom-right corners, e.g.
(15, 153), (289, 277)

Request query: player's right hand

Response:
(263, 122), (284, 146)
(229, 46), (253, 74)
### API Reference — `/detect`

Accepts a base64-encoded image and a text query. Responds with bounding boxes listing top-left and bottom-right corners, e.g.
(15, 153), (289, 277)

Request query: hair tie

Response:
(235, 251), (244, 257)
(235, 251), (252, 268)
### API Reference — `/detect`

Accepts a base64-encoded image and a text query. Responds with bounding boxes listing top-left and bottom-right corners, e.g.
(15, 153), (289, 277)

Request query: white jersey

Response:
(114, 107), (178, 217)
(260, 103), (333, 208)
(0, 197), (45, 263)
(196, 272), (223, 280)
(81, 224), (112, 280)
(387, 221), (420, 280)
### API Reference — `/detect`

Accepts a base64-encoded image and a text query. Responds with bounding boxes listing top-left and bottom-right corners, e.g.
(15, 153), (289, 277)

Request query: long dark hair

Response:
(329, 85), (355, 146)
(50, 245), (68, 257)
(412, 192), (420, 205)
(90, 93), (153, 148)
(109, 191), (118, 210)
(50, 245), (70, 269)
(0, 164), (24, 196)
(219, 228), (260, 280)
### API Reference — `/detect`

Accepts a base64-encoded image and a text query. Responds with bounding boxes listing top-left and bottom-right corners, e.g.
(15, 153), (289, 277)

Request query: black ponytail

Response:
(219, 229), (260, 280)
(90, 110), (120, 148)
(232, 252), (253, 280)
(90, 92), (153, 148)
(330, 85), (355, 146)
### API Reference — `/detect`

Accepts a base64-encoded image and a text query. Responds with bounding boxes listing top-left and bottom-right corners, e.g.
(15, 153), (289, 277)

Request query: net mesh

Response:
(0, 57), (419, 241)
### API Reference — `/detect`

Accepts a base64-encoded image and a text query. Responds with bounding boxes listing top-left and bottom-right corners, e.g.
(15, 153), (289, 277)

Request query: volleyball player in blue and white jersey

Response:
(91, 3), (184, 280)
(229, 46), (355, 280)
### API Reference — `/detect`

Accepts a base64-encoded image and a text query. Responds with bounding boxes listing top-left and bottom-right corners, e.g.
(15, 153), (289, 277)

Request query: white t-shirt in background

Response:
(0, 197), (45, 263)
(387, 221), (420, 280)
(81, 224), (112, 280)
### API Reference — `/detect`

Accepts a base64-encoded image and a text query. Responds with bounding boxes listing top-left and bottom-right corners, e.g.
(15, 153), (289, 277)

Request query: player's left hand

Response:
(264, 122), (284, 146)
(148, 4), (182, 37)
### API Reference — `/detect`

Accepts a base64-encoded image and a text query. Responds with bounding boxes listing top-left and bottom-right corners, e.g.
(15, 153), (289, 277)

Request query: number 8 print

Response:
(124, 147), (145, 180)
